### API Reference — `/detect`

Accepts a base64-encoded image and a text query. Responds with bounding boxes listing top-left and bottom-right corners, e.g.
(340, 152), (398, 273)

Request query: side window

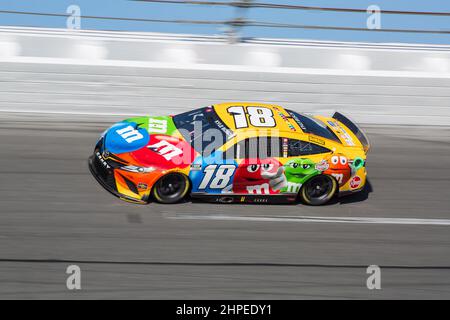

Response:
(288, 139), (331, 157)
(259, 136), (282, 158)
(224, 139), (246, 159)
(224, 137), (282, 159)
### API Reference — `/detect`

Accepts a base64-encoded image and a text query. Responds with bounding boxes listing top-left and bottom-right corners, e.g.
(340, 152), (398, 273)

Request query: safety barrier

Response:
(0, 26), (449, 125)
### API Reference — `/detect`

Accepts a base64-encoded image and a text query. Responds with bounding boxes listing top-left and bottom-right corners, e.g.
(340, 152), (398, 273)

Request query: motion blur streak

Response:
(1, 27), (450, 125)
(170, 215), (450, 226)
(0, 114), (449, 299)
(0, 28), (449, 299)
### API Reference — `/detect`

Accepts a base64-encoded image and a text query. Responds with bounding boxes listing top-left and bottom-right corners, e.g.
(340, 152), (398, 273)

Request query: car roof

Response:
(213, 102), (305, 134)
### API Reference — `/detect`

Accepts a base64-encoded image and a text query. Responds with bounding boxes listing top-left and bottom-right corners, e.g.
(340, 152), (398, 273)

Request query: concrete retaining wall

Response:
(1, 27), (449, 125)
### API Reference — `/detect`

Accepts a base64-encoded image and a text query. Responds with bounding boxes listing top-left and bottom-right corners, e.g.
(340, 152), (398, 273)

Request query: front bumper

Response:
(88, 153), (148, 204)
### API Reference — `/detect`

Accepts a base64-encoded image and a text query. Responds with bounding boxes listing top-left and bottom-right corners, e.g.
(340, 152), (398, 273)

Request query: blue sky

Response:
(0, 0), (449, 44)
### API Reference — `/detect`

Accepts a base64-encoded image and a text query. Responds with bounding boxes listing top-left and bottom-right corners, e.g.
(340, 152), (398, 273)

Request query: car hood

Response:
(102, 116), (196, 170)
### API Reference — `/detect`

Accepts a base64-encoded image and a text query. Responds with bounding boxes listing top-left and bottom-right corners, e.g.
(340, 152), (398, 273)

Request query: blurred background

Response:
(0, 0), (450, 125)
(0, 0), (450, 299)
(0, 0), (449, 124)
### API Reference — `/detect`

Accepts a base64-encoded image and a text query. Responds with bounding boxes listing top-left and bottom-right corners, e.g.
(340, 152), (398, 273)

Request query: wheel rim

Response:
(156, 174), (186, 200)
(305, 175), (334, 202)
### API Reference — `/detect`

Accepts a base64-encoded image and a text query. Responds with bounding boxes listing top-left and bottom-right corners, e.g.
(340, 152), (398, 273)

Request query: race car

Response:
(89, 102), (370, 205)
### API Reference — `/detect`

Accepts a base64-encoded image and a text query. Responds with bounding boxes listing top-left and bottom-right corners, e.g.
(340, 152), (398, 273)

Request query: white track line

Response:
(170, 214), (450, 226)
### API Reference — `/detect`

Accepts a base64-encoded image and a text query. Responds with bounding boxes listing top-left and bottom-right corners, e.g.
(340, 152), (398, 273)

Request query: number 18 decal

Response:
(228, 106), (276, 128)
(199, 164), (236, 189)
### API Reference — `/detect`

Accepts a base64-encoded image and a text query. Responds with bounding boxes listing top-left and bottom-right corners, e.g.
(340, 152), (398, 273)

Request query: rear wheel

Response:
(300, 175), (337, 206)
(152, 173), (190, 204)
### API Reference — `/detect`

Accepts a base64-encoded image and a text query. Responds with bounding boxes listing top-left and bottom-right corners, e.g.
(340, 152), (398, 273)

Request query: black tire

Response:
(300, 175), (338, 206)
(152, 173), (190, 204)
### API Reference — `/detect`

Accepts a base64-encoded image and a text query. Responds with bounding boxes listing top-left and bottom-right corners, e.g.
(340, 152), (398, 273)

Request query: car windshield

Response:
(286, 110), (341, 143)
(172, 106), (235, 154)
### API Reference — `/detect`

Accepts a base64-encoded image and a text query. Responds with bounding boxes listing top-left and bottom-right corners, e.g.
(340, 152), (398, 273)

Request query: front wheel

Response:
(152, 173), (190, 204)
(300, 175), (337, 206)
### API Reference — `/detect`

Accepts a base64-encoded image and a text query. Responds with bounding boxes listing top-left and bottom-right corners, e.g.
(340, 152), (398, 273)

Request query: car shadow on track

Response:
(332, 178), (374, 206)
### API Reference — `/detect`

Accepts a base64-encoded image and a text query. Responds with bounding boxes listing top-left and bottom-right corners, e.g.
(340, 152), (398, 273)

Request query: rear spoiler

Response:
(332, 112), (371, 153)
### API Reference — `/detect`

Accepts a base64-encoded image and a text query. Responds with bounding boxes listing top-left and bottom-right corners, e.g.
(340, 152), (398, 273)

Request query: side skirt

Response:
(190, 193), (298, 204)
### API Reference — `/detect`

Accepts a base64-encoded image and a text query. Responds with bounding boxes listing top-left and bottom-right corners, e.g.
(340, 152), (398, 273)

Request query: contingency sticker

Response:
(125, 116), (177, 136)
(309, 135), (326, 146)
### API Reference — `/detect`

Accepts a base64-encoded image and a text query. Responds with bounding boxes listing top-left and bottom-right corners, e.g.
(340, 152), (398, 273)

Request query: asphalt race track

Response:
(0, 112), (449, 299)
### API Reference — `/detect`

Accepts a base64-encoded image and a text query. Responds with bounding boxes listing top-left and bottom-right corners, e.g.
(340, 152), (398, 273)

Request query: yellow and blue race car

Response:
(89, 102), (370, 205)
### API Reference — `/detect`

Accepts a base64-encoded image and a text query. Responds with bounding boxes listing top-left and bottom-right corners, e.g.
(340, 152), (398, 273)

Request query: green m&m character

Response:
(282, 158), (320, 193)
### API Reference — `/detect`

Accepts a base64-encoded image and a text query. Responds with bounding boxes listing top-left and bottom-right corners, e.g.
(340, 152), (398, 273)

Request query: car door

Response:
(188, 140), (238, 195)
(222, 136), (286, 195)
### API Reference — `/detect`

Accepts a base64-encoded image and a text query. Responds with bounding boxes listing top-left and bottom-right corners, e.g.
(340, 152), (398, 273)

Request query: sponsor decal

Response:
(214, 119), (235, 140)
(285, 181), (302, 193)
(190, 163), (202, 171)
(137, 182), (148, 190)
(126, 116), (177, 136)
(282, 138), (288, 158)
(189, 152), (237, 193)
(282, 158), (319, 193)
(287, 111), (307, 131)
(233, 158), (285, 195)
(105, 122), (150, 154)
(148, 118), (168, 134)
(309, 135), (326, 146)
(131, 134), (195, 170)
(327, 120), (337, 127)
(331, 173), (344, 184)
(275, 109), (296, 131)
(116, 125), (145, 144)
(147, 140), (183, 161)
(198, 164), (236, 190)
(206, 107), (234, 139)
(96, 151), (111, 169)
(331, 122), (356, 146)
(340, 133), (356, 146)
(350, 176), (362, 189)
(246, 183), (270, 195)
(324, 154), (351, 186)
(315, 160), (329, 172)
